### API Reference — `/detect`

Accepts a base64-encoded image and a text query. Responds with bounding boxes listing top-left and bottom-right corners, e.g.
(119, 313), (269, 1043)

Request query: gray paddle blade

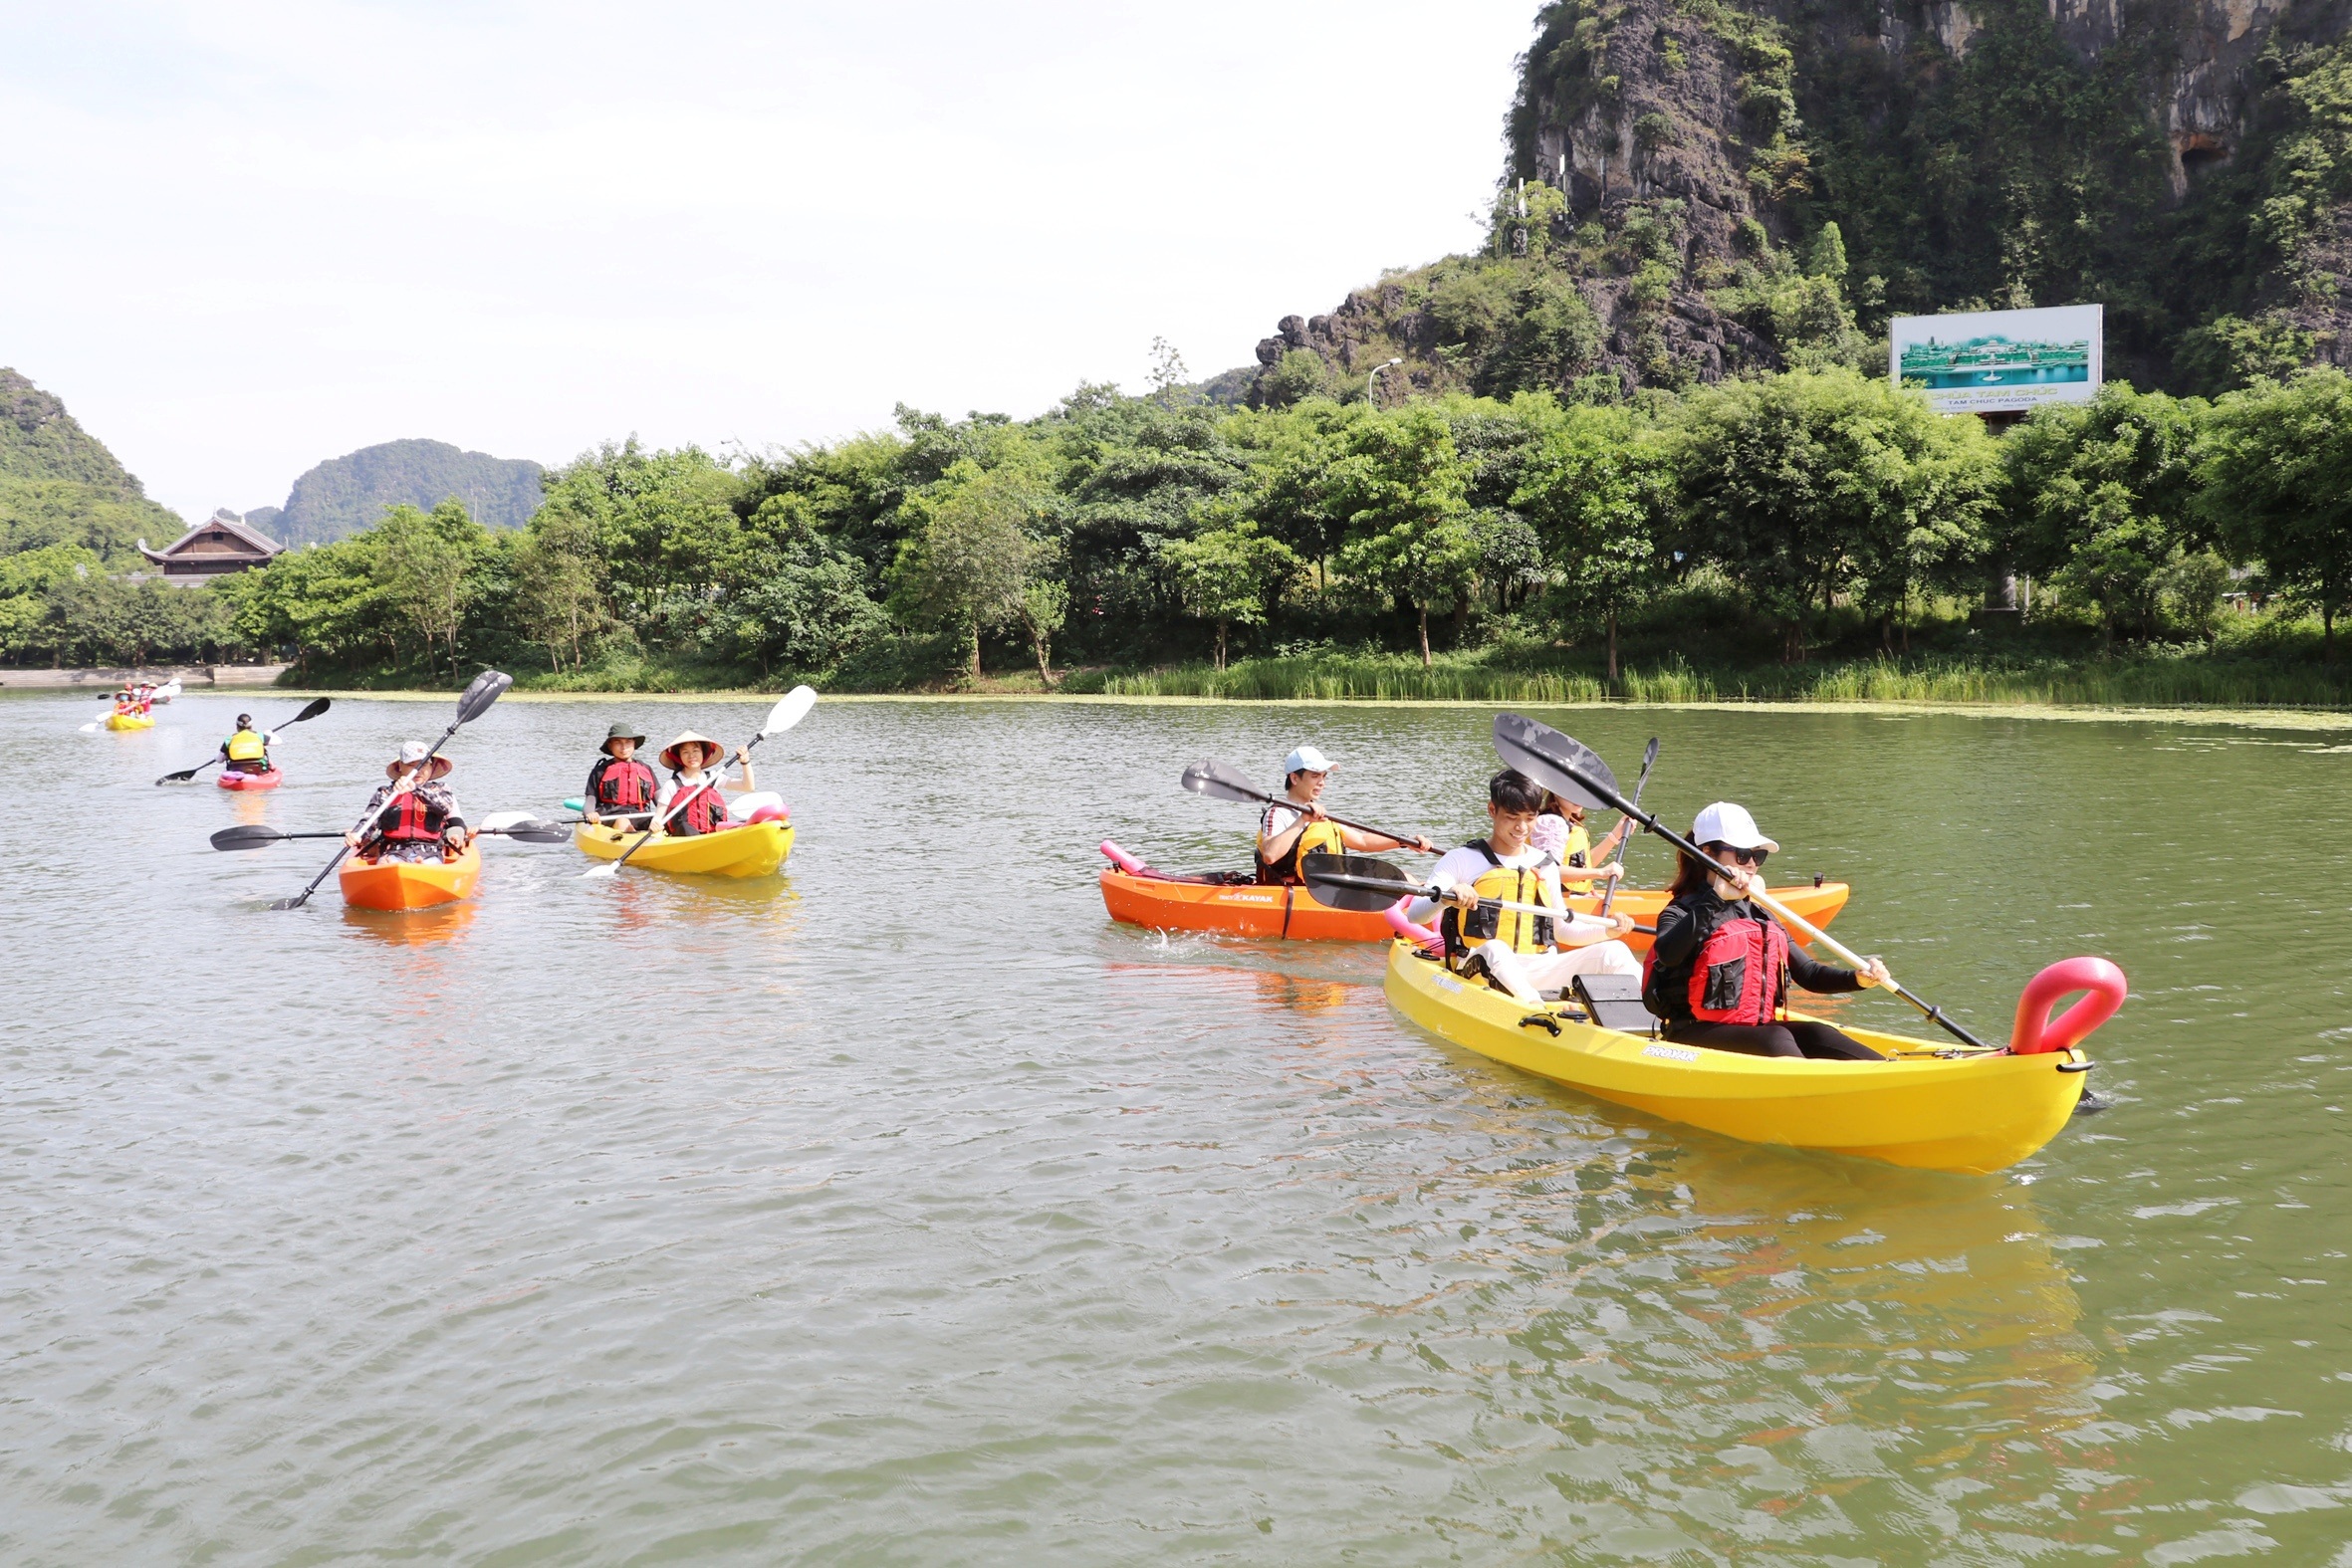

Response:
(211, 824), (287, 851)
(1299, 850), (1417, 914)
(456, 669), (513, 724)
(498, 821), (572, 844)
(1180, 760), (1268, 806)
(1493, 713), (1622, 811)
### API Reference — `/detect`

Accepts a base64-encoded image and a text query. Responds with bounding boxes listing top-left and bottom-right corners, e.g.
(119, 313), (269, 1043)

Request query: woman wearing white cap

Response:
(1256, 744), (1435, 884)
(1643, 801), (1891, 1060)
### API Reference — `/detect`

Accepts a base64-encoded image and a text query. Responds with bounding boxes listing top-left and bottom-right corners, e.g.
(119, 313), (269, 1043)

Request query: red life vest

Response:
(667, 777), (730, 836)
(593, 758), (657, 812)
(378, 785), (445, 843)
(1644, 915), (1791, 1025)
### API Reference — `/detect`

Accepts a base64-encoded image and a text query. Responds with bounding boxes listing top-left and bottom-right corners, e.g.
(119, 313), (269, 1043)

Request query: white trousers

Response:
(1467, 939), (1641, 1005)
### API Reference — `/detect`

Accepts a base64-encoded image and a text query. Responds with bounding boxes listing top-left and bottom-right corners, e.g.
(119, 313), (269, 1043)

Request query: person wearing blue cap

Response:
(1256, 744), (1435, 884)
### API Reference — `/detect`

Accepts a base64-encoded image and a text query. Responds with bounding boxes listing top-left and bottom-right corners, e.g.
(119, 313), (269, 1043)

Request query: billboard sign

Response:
(1890, 304), (2102, 414)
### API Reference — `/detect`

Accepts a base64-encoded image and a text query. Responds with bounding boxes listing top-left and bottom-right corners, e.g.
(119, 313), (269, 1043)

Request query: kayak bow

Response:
(338, 843), (482, 911)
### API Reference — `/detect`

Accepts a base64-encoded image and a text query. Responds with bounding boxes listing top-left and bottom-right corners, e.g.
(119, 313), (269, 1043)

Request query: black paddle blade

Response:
(211, 824), (288, 851)
(1180, 759), (1269, 806)
(156, 768), (201, 784)
(290, 697), (332, 723)
(1493, 714), (1622, 811)
(456, 669), (513, 724)
(1300, 851), (1417, 914)
(495, 821), (572, 844)
(269, 893), (313, 910)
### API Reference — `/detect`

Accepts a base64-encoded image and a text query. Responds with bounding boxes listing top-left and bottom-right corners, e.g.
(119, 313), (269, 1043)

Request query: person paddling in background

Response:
(1529, 790), (1629, 898)
(346, 741), (470, 864)
(1643, 801), (1890, 1060)
(584, 723), (658, 829)
(655, 731), (751, 837)
(218, 713), (271, 777)
(1412, 768), (1641, 1005)
(1256, 744), (1435, 884)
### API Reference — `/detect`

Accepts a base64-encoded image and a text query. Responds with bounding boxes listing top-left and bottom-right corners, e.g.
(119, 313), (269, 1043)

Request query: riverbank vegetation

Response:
(9, 364), (2352, 710)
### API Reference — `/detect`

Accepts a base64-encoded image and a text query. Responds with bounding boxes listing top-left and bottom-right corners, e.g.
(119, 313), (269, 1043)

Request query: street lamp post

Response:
(1367, 356), (1404, 407)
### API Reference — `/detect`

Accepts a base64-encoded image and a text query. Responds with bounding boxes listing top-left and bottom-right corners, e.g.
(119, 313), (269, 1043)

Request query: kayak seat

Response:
(1571, 974), (1660, 1037)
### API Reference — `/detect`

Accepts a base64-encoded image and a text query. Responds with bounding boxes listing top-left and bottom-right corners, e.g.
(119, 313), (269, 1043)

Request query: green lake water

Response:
(6, 692), (2350, 1564)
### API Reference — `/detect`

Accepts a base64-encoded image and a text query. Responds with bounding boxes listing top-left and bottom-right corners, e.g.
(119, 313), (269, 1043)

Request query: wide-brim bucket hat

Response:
(659, 731), (727, 771)
(386, 740), (455, 782)
(600, 721), (647, 756)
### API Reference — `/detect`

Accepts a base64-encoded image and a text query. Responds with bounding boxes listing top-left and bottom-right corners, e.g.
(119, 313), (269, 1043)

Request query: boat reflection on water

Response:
(337, 896), (481, 948)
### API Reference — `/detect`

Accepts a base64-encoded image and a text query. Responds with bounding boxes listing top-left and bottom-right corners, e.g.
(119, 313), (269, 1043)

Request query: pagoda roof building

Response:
(137, 509), (284, 580)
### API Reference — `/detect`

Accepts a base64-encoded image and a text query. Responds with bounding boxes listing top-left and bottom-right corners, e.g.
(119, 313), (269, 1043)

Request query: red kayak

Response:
(217, 769), (282, 791)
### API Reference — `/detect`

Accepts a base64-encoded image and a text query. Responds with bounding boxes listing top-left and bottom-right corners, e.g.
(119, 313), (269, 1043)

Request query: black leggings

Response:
(1666, 1020), (1884, 1061)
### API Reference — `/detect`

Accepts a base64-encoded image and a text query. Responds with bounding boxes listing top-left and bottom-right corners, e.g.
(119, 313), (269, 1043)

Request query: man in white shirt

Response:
(1411, 768), (1641, 1005)
(1256, 745), (1435, 883)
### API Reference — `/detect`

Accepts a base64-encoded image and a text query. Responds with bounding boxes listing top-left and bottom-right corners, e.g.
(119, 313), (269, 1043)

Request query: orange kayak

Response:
(339, 843), (481, 911)
(1098, 850), (1850, 954)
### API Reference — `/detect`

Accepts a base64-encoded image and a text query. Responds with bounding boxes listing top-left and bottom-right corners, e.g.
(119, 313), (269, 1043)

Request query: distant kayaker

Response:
(1256, 745), (1435, 884)
(655, 731), (750, 837)
(218, 714), (272, 777)
(1529, 791), (1628, 898)
(1411, 768), (1640, 1004)
(1643, 801), (1889, 1060)
(584, 723), (659, 827)
(346, 741), (470, 864)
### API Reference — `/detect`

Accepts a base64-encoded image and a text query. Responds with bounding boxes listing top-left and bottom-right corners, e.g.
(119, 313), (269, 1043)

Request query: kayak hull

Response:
(339, 843), (482, 911)
(1383, 941), (2085, 1175)
(106, 713), (153, 731)
(1100, 868), (1850, 954)
(217, 769), (282, 790)
(573, 820), (794, 877)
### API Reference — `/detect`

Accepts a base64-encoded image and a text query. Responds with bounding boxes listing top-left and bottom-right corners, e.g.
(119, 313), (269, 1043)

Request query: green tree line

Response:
(13, 365), (2351, 682)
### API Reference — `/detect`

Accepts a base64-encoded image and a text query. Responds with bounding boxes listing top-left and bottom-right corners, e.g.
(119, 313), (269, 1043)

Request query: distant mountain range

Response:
(0, 365), (186, 563)
(246, 438), (545, 547)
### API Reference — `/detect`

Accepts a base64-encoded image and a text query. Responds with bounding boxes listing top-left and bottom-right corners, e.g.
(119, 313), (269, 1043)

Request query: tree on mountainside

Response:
(2198, 368), (2352, 660)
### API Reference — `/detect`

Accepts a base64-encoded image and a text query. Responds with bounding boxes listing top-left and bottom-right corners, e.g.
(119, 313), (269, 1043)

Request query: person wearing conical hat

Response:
(345, 740), (470, 864)
(653, 730), (751, 838)
(583, 721), (657, 828)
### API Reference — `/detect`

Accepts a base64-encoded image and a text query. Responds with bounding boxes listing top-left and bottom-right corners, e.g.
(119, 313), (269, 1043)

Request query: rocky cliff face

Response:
(1251, 0), (2352, 403)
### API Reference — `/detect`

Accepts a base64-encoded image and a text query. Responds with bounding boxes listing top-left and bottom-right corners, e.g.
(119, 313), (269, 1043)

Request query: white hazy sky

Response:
(1, 1), (1535, 523)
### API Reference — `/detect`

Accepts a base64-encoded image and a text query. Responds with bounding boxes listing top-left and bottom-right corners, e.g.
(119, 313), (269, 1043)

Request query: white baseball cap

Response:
(1691, 801), (1778, 853)
(1284, 745), (1336, 776)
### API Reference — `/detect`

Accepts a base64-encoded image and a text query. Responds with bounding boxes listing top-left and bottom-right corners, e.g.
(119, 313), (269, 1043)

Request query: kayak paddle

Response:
(157, 697), (332, 784)
(271, 670), (513, 910)
(1596, 737), (1659, 918)
(583, 686), (814, 880)
(218, 815), (570, 852)
(1301, 851), (1651, 932)
(1492, 712), (1993, 1049)
(1179, 760), (1434, 851)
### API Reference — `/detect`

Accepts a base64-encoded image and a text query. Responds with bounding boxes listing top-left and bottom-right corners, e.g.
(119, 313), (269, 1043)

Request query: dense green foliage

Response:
(125, 368), (2335, 699)
(259, 438), (546, 547)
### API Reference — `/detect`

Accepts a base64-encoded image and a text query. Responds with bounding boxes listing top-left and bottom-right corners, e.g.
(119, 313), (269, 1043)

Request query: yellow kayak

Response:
(106, 711), (153, 731)
(1383, 941), (2092, 1174)
(573, 820), (793, 877)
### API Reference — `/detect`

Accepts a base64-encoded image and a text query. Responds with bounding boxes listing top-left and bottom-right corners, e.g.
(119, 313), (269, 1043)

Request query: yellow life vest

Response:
(1557, 820), (1596, 893)
(1440, 842), (1561, 967)
(226, 729), (267, 762)
(1259, 810), (1345, 884)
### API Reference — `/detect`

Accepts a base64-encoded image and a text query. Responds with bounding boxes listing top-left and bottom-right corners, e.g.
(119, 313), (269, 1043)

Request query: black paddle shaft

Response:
(1179, 762), (1431, 850)
(1597, 737), (1660, 919)
(1493, 714), (1993, 1049)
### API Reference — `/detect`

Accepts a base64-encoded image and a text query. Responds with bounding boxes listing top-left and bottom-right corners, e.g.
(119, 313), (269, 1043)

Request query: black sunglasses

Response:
(1705, 842), (1769, 867)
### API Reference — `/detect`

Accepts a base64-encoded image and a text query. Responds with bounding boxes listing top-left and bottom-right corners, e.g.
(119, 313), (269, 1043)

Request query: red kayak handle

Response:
(2009, 957), (2128, 1054)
